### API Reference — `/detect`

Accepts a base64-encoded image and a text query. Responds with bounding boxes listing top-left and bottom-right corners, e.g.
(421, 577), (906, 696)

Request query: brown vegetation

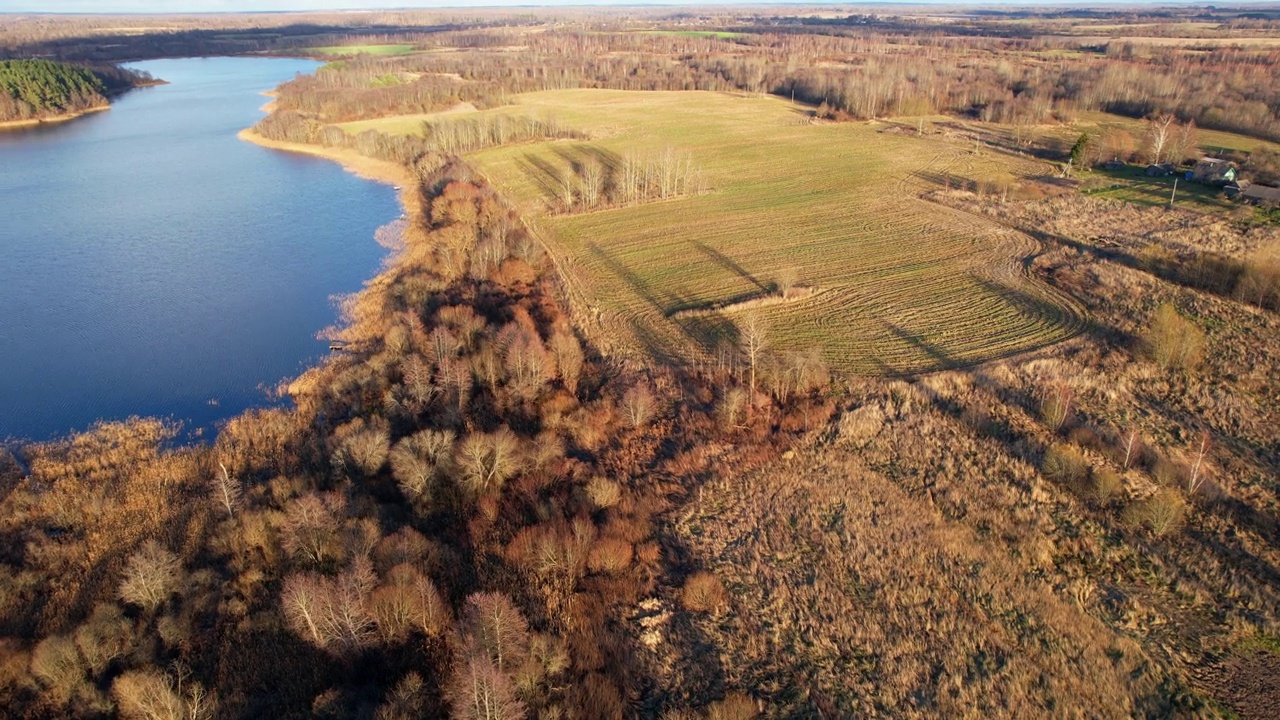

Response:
(3, 7), (1280, 719)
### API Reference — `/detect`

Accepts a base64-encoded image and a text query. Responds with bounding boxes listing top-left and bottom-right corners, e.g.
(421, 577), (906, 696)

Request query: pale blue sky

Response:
(0, 0), (1227, 12)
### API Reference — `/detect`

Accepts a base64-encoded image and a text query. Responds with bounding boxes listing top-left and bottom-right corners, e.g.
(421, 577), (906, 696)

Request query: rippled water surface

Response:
(0, 57), (396, 441)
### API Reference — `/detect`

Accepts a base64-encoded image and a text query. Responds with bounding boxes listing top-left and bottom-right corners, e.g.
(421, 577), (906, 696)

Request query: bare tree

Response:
(462, 592), (530, 672)
(112, 668), (216, 720)
(281, 493), (345, 567)
(1118, 426), (1143, 470)
(622, 383), (657, 428)
(579, 157), (604, 209)
(737, 311), (769, 417)
(456, 429), (522, 499)
(119, 540), (184, 612)
(1144, 113), (1177, 164)
(280, 558), (377, 653)
(370, 564), (450, 642)
(446, 653), (527, 720)
(774, 267), (799, 298)
(1187, 430), (1211, 494)
(1040, 384), (1074, 433)
(389, 429), (456, 509)
(1168, 118), (1199, 165)
(112, 670), (184, 720)
(281, 573), (326, 647)
(549, 330), (584, 395)
(211, 462), (242, 519)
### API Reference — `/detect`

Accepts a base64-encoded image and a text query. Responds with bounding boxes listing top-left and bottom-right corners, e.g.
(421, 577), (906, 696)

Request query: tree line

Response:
(0, 59), (154, 123)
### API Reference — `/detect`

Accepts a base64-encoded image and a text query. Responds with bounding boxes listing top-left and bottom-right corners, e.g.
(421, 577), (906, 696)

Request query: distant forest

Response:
(0, 59), (156, 123)
(3, 8), (1279, 140)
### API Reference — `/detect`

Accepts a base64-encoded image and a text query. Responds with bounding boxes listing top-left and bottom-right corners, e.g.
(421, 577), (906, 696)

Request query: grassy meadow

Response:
(307, 43), (417, 56)
(349, 90), (1088, 374)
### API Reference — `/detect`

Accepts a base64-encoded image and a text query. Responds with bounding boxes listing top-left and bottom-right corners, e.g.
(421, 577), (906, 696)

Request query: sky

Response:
(2, 0), (1250, 12)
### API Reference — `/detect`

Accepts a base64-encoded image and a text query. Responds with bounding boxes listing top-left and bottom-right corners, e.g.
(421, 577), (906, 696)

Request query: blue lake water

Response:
(0, 57), (397, 442)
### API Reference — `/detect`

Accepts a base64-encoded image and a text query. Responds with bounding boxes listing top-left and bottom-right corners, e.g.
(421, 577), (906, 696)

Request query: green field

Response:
(1081, 166), (1235, 211)
(358, 90), (1086, 374)
(635, 30), (745, 39)
(308, 44), (417, 57)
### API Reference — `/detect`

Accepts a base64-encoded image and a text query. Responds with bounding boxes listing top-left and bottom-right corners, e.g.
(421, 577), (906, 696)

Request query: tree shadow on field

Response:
(675, 313), (740, 357)
(692, 241), (770, 294)
(884, 319), (958, 370)
(587, 241), (667, 315)
(970, 275), (1103, 349)
(550, 143), (622, 174)
(516, 152), (567, 206)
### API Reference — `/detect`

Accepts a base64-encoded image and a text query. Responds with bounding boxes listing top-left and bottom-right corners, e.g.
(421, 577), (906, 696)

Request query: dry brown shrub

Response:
(588, 538), (633, 575)
(1152, 455), (1188, 487)
(681, 572), (727, 613)
(1041, 444), (1090, 491)
(585, 476), (622, 510)
(717, 387), (748, 430)
(73, 603), (133, 676)
(706, 692), (758, 720)
(1090, 467), (1123, 505)
(375, 672), (427, 720)
(1143, 303), (1205, 372)
(1124, 489), (1186, 536)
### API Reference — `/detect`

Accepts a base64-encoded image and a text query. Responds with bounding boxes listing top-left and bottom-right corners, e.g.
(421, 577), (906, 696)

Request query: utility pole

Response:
(1170, 177), (1178, 206)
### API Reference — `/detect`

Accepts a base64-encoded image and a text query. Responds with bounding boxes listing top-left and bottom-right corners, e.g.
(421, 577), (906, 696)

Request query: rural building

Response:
(1189, 157), (1238, 185)
(1102, 159), (1126, 171)
(1240, 184), (1280, 206)
(1224, 182), (1242, 198)
(1146, 163), (1176, 177)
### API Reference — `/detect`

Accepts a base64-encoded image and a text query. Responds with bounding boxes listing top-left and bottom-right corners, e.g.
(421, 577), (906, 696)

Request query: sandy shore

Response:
(237, 128), (421, 217)
(0, 104), (110, 130)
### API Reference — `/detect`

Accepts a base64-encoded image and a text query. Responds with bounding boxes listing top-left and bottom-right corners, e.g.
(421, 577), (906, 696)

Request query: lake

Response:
(0, 57), (398, 442)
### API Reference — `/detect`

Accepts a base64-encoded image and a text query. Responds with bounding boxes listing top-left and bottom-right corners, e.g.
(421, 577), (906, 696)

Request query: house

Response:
(1145, 163), (1176, 177)
(1189, 157), (1238, 185)
(1102, 159), (1126, 171)
(1240, 184), (1280, 206)
(1224, 182), (1242, 199)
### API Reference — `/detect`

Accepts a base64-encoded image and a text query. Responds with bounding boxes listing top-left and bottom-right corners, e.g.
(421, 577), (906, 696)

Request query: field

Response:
(307, 43), (417, 56)
(353, 90), (1086, 374)
(1081, 166), (1235, 212)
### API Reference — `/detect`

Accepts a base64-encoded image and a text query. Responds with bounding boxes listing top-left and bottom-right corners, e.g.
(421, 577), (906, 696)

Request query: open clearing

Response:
(308, 43), (417, 56)
(357, 90), (1086, 374)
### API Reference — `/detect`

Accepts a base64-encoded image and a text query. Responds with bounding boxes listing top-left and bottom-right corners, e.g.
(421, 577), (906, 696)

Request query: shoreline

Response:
(236, 128), (421, 218)
(0, 104), (110, 130)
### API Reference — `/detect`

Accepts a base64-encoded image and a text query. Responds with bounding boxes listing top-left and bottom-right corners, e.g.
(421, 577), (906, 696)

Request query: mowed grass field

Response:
(353, 90), (1087, 374)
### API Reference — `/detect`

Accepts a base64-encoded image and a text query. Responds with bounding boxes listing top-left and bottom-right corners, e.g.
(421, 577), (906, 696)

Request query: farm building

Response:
(1224, 182), (1242, 198)
(1102, 159), (1126, 171)
(1145, 163), (1176, 177)
(1189, 157), (1238, 185)
(1240, 184), (1280, 206)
